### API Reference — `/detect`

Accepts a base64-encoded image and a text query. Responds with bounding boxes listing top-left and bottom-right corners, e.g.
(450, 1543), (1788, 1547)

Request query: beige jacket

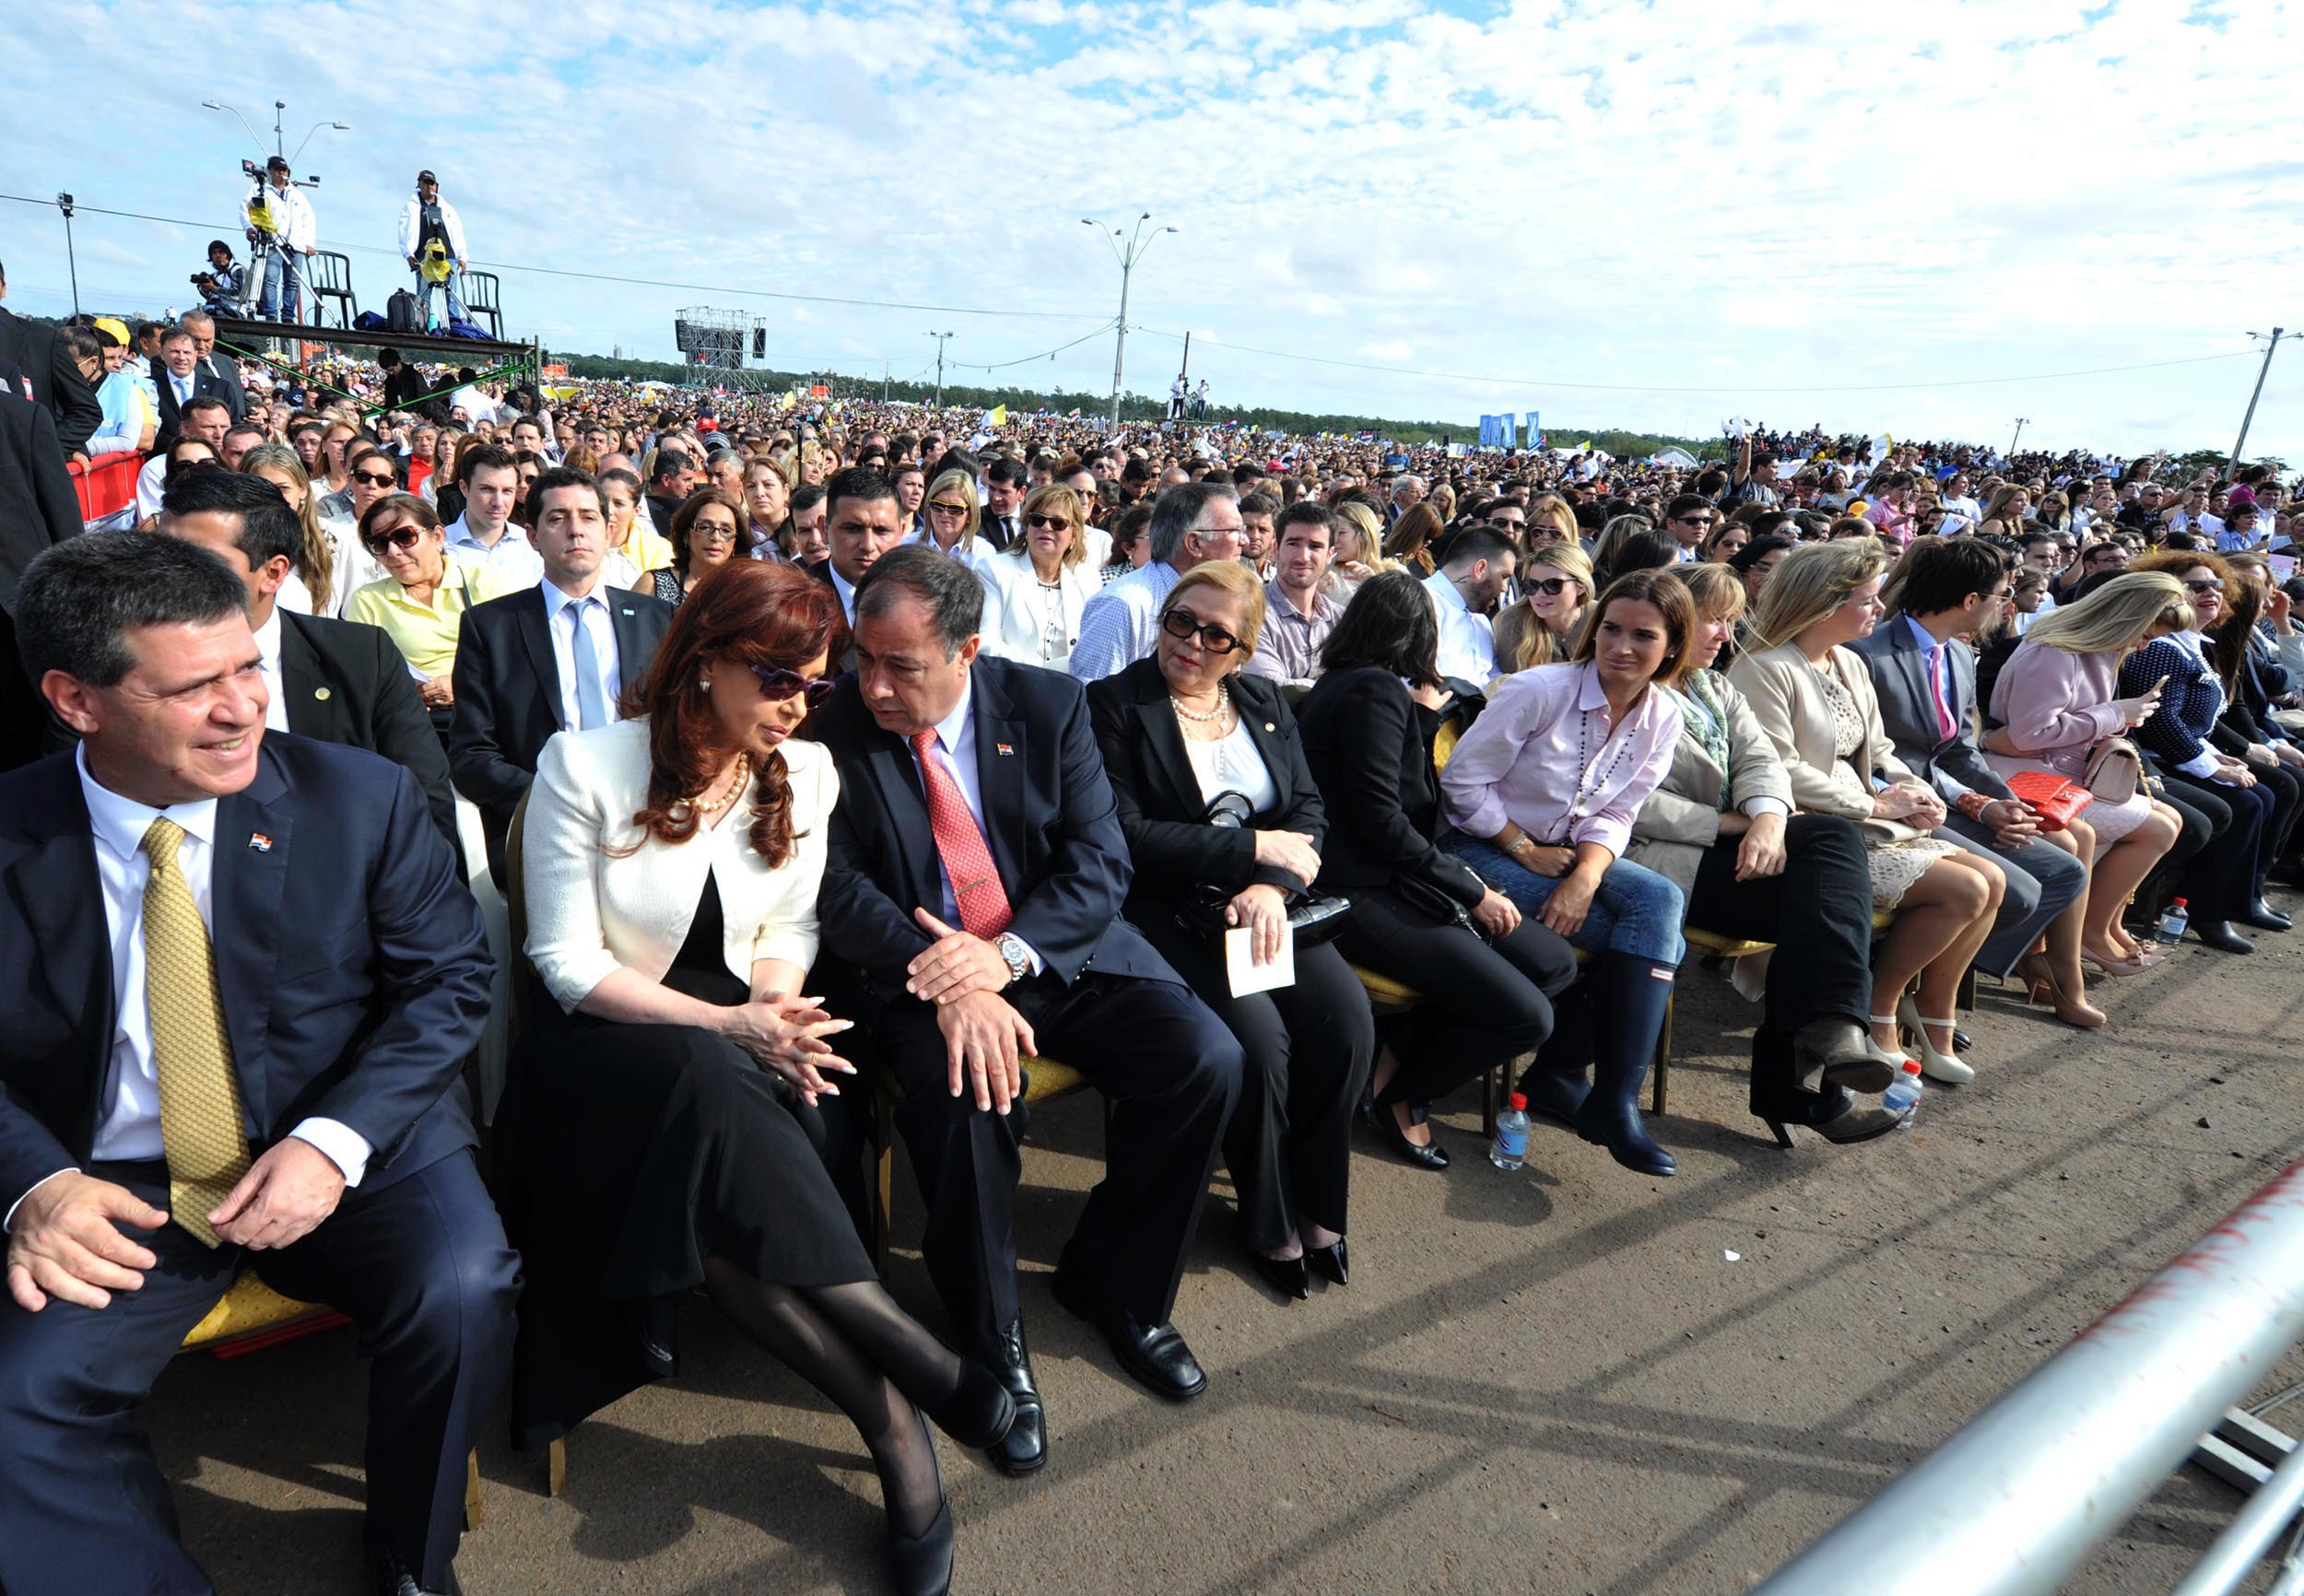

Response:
(1625, 673), (1795, 898)
(1727, 640), (1925, 846)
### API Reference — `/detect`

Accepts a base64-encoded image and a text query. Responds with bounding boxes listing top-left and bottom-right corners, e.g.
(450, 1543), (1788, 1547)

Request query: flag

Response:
(987, 405), (1008, 427)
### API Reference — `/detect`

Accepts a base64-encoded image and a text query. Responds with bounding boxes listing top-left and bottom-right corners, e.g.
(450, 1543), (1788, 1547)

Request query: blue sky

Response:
(6, 0), (2300, 460)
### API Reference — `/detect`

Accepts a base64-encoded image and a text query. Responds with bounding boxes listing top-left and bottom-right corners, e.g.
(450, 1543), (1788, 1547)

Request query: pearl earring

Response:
(699, 675), (712, 689)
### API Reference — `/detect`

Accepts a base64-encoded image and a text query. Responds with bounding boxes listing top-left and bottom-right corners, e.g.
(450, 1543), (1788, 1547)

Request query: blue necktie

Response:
(569, 600), (608, 730)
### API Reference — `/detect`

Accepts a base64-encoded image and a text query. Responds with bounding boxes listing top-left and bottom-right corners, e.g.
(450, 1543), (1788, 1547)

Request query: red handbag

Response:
(2005, 770), (2095, 830)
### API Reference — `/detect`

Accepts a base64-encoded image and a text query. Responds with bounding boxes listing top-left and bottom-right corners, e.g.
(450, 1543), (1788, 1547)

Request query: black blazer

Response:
(0, 735), (492, 1215)
(816, 653), (1179, 1002)
(279, 609), (459, 846)
(1086, 658), (1326, 914)
(0, 351), (81, 616)
(0, 307), (101, 458)
(152, 363), (239, 451)
(1295, 664), (1487, 910)
(198, 352), (249, 422)
(447, 583), (675, 861)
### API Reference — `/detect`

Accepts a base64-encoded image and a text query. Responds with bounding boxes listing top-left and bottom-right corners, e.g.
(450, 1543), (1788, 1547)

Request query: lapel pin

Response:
(249, 833), (274, 852)
(1264, 722), (1275, 732)
(619, 606), (635, 616)
(314, 686), (332, 701)
(995, 742), (1016, 757)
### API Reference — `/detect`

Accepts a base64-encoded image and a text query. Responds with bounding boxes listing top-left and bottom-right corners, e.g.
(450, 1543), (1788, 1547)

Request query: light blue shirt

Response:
(1068, 558), (1180, 683)
(444, 514), (544, 588)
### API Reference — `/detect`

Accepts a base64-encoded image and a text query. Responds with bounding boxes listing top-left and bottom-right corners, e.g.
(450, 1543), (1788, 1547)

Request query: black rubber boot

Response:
(1571, 952), (1679, 1177)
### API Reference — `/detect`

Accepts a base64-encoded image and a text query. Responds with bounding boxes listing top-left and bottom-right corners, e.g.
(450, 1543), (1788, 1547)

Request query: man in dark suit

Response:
(450, 466), (674, 878)
(157, 468), (458, 847)
(152, 325), (239, 452)
(816, 541), (1242, 1480)
(0, 260), (102, 460)
(0, 348), (82, 770)
(175, 310), (250, 424)
(0, 532), (516, 1596)
(1849, 538), (2086, 994)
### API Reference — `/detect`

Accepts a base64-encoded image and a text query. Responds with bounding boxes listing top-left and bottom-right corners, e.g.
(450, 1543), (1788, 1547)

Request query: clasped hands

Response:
(1873, 780), (1947, 829)
(721, 992), (855, 1107)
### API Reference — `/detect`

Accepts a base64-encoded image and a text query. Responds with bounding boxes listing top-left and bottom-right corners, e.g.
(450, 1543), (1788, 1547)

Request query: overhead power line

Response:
(956, 319), (1121, 372)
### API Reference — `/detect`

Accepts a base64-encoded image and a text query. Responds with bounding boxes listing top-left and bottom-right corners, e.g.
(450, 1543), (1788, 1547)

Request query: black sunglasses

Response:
(2183, 578), (2225, 594)
(361, 523), (422, 553)
(1025, 512), (1074, 532)
(1159, 608), (1247, 655)
(749, 663), (837, 708)
(1525, 576), (1577, 596)
(353, 469), (397, 487)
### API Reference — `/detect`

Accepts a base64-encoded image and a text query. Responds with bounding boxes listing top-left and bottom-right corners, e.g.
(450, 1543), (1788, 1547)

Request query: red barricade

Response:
(69, 451), (145, 525)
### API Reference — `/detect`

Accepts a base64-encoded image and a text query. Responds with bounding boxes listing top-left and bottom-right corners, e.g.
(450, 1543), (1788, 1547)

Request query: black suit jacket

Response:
(198, 352), (249, 423)
(153, 363), (238, 452)
(278, 609), (459, 845)
(448, 582), (675, 860)
(1295, 664), (1487, 910)
(1086, 658), (1326, 915)
(0, 735), (492, 1215)
(0, 307), (101, 458)
(816, 653), (1177, 1001)
(0, 352), (80, 616)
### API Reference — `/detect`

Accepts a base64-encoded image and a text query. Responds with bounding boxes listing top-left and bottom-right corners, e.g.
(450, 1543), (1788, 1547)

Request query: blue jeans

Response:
(1445, 833), (1687, 966)
(256, 245), (301, 322)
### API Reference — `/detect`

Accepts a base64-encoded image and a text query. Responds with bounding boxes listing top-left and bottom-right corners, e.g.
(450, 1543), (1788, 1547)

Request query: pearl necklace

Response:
(1170, 679), (1230, 725)
(687, 757), (753, 815)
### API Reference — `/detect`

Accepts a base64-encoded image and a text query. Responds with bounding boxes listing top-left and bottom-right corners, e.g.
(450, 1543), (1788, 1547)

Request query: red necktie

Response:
(911, 729), (1013, 938)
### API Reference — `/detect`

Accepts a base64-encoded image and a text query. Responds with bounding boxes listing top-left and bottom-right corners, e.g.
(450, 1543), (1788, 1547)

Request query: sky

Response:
(6, 0), (2302, 461)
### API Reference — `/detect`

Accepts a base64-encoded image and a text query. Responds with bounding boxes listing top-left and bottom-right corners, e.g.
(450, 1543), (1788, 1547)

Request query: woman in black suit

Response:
(1088, 561), (1374, 1299)
(1296, 570), (1580, 1170)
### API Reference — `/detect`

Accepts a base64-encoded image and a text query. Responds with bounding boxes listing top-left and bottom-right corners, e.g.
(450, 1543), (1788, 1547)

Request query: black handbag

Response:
(1171, 790), (1354, 948)
(1391, 859), (1492, 939)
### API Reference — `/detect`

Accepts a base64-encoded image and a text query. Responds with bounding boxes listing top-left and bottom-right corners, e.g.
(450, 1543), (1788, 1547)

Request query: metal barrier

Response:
(1753, 1158), (2304, 1596)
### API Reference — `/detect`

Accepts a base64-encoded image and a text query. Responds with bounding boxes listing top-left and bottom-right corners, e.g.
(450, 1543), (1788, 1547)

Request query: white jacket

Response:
(975, 546), (1102, 672)
(243, 182), (317, 253)
(396, 194), (468, 264)
(522, 719), (837, 1013)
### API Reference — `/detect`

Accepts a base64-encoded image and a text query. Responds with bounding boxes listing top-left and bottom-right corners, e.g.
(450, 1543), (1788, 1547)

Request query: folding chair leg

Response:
(1482, 1062), (1501, 1141)
(872, 1142), (894, 1274)
(1651, 991), (1675, 1116)
(547, 1437), (567, 1498)
(463, 1449), (483, 1531)
(1956, 965), (1978, 1015)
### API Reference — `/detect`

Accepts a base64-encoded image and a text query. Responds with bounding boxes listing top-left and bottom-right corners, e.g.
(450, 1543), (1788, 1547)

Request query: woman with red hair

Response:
(506, 560), (1007, 1595)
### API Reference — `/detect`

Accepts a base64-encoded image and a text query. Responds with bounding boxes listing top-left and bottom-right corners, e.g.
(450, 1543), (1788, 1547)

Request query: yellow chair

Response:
(868, 1056), (1089, 1273)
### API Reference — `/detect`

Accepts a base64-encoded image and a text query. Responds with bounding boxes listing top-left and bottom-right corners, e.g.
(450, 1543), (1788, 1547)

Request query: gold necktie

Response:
(142, 817), (253, 1249)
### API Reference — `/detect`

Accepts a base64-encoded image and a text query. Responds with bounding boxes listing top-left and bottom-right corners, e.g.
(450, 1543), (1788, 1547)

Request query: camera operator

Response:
(396, 170), (469, 329)
(242, 155), (317, 323)
(191, 240), (247, 317)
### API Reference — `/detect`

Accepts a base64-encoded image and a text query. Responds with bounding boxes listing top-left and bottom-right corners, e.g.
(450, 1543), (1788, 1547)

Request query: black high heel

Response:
(1306, 1240), (1350, 1286)
(926, 1359), (1017, 1450)
(1252, 1252), (1310, 1300)
(888, 1497), (955, 1596)
(1365, 1100), (1450, 1170)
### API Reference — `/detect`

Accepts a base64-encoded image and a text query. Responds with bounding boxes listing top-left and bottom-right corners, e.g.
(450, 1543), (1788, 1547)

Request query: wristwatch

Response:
(994, 933), (1033, 988)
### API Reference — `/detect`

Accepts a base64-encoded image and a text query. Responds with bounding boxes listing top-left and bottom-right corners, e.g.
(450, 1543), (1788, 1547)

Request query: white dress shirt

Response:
(444, 515), (545, 588)
(253, 605), (290, 733)
(135, 452), (170, 520)
(915, 676), (1042, 973)
(1423, 569), (1498, 683)
(538, 578), (624, 732)
(5, 751), (374, 1232)
(827, 563), (860, 625)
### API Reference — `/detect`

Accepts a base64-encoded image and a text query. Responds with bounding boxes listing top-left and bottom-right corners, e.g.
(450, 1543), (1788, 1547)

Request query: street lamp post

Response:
(199, 98), (349, 165)
(1082, 213), (1177, 428)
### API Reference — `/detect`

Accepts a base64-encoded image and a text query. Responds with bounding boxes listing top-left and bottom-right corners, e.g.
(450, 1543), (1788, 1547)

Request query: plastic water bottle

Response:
(2154, 896), (2191, 948)
(1490, 1092), (1531, 1170)
(1882, 1060), (1924, 1121)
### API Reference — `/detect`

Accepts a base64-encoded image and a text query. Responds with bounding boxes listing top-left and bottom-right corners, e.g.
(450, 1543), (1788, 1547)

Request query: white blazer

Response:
(522, 718), (838, 1013)
(975, 549), (1101, 671)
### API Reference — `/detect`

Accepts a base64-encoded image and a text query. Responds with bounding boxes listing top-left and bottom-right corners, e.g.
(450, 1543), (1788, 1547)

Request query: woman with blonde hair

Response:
(911, 467), (985, 565)
(1978, 483), (2031, 540)
(1729, 538), (2008, 1083)
(1525, 497), (1577, 549)
(1986, 572), (2188, 974)
(1492, 542), (1596, 674)
(1326, 499), (1385, 597)
(978, 483), (1099, 669)
(240, 441), (340, 616)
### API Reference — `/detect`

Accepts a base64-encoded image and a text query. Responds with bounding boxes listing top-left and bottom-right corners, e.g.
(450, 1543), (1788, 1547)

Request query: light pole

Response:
(54, 194), (78, 318)
(199, 99), (348, 164)
(1082, 213), (1177, 428)
(926, 331), (954, 408)
(2230, 329), (2290, 473)
(2009, 417), (2029, 457)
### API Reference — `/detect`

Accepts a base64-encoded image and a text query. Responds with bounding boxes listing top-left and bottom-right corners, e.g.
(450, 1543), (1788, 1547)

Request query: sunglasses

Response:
(1025, 512), (1073, 532)
(927, 499), (970, 515)
(362, 524), (422, 553)
(1487, 516), (1526, 530)
(354, 470), (397, 487)
(749, 663), (837, 708)
(2184, 578), (2225, 594)
(1525, 576), (1577, 596)
(1674, 515), (1714, 528)
(1159, 608), (1247, 655)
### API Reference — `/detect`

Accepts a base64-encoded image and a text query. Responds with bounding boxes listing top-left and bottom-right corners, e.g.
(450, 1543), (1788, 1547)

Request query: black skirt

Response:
(504, 873), (872, 1449)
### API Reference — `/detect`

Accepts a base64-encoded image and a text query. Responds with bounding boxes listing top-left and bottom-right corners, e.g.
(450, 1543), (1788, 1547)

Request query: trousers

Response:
(1937, 811), (2088, 976)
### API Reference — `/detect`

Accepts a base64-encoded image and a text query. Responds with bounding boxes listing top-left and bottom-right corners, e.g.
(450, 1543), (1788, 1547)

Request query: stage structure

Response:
(672, 306), (784, 391)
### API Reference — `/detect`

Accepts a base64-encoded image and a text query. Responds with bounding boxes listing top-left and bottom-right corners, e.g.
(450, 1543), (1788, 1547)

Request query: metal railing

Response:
(1754, 1158), (2304, 1596)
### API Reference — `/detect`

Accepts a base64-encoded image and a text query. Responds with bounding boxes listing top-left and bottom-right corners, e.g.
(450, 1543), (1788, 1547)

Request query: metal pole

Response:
(1110, 249), (1132, 428)
(2169, 1434), (2304, 1596)
(2009, 417), (2028, 456)
(1753, 1159), (2304, 1596)
(56, 197), (79, 318)
(2230, 329), (2286, 473)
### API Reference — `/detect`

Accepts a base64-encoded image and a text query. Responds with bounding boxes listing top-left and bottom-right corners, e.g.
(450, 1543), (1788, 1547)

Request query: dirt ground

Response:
(153, 919), (2304, 1595)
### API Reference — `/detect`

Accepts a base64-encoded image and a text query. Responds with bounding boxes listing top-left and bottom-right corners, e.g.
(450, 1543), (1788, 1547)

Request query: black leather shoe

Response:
(2242, 898), (2293, 932)
(980, 1320), (1046, 1476)
(373, 1549), (460, 1596)
(2196, 920), (2256, 954)
(927, 1355), (1017, 1450)
(1051, 1268), (1208, 1402)
(1252, 1251), (1309, 1300)
(1364, 1100), (1450, 1170)
(1952, 1027), (1975, 1055)
(888, 1496), (955, 1596)
(1306, 1239), (1349, 1286)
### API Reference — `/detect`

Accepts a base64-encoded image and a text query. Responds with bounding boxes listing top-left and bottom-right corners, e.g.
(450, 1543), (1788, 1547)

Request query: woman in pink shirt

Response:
(1440, 568), (1692, 1177)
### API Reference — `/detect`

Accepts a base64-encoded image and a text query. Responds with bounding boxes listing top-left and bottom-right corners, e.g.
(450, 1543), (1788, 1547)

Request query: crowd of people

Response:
(3, 304), (2300, 1596)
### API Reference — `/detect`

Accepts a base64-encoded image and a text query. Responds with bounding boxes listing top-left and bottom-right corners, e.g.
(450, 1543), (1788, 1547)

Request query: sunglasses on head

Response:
(749, 663), (837, 708)
(362, 523), (422, 553)
(1159, 608), (1247, 655)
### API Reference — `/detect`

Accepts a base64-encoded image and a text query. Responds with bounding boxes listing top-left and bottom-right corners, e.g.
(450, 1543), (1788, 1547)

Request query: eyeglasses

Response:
(1487, 516), (1526, 530)
(2184, 578), (2225, 594)
(1025, 512), (1074, 532)
(749, 663), (837, 708)
(1158, 608), (1247, 655)
(353, 470), (397, 487)
(1673, 515), (1714, 528)
(927, 499), (970, 516)
(362, 524), (422, 553)
(1525, 576), (1577, 596)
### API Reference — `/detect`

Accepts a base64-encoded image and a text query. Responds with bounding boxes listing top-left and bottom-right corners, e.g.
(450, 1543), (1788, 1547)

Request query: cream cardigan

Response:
(522, 718), (837, 1013)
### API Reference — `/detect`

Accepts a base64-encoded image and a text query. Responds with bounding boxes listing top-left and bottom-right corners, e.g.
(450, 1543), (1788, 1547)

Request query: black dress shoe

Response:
(1952, 1027), (1975, 1055)
(373, 1549), (460, 1596)
(1306, 1239), (1349, 1286)
(1252, 1251), (1309, 1300)
(2195, 920), (2256, 954)
(2242, 898), (2293, 932)
(1364, 1100), (1450, 1170)
(980, 1320), (1046, 1476)
(888, 1496), (955, 1596)
(1051, 1267), (1208, 1402)
(927, 1355), (1017, 1450)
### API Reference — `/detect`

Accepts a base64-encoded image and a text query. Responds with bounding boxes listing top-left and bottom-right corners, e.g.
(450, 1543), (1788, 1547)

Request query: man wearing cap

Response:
(396, 172), (469, 332)
(242, 157), (318, 323)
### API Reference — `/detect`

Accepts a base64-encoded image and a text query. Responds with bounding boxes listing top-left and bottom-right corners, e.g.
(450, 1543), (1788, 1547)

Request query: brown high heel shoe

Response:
(2017, 952), (2106, 1029)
